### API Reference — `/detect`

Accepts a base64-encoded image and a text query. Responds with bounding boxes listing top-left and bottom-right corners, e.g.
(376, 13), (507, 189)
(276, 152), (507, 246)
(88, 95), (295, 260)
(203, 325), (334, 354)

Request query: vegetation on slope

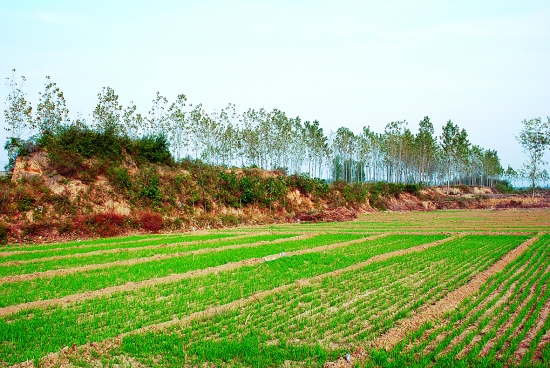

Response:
(2, 71), (547, 244)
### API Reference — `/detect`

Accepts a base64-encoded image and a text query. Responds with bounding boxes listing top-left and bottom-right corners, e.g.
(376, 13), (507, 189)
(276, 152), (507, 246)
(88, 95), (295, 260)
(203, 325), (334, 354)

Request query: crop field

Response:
(0, 209), (549, 367)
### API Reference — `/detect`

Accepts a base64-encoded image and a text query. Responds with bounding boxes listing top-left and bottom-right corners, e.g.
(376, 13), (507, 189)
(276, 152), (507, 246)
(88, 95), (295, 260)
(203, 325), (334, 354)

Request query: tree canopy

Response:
(3, 72), (511, 188)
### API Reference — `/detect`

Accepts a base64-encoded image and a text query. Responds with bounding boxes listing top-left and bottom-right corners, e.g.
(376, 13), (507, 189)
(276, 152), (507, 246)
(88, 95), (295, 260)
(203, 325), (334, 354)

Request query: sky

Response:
(1, 0), (549, 177)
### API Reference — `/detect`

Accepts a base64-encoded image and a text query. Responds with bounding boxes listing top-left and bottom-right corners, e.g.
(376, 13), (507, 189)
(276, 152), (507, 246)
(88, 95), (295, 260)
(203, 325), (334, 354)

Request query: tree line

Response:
(5, 70), (548, 192)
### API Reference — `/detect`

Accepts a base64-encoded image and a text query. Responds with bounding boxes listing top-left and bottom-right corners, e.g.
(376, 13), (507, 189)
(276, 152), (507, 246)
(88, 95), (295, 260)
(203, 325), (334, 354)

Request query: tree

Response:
(516, 117), (550, 197)
(148, 92), (170, 136)
(504, 165), (518, 186)
(3, 69), (34, 171)
(93, 87), (123, 136)
(440, 120), (470, 194)
(4, 69), (33, 140)
(333, 127), (355, 182)
(415, 116), (437, 183)
(121, 102), (139, 139)
(167, 94), (189, 161)
(34, 76), (69, 135)
(383, 121), (408, 183)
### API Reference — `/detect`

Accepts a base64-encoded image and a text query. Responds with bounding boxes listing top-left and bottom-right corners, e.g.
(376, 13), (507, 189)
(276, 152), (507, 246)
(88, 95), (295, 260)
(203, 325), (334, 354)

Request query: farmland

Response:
(0, 209), (549, 367)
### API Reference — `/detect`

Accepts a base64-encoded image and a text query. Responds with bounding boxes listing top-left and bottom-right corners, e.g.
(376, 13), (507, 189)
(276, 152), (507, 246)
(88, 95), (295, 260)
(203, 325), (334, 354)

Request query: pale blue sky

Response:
(1, 0), (549, 175)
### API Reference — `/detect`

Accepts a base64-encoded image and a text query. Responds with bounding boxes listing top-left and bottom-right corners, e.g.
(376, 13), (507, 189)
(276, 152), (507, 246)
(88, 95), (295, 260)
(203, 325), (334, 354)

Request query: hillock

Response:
(1, 126), (548, 245)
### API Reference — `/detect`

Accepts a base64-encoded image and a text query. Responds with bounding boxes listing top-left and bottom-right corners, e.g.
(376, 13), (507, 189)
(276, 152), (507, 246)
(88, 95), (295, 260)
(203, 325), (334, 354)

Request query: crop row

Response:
(0, 234), (300, 277)
(0, 233), (374, 307)
(0, 233), (238, 262)
(0, 234), (445, 365)
(115, 235), (529, 367)
(0, 232), (185, 252)
(366, 234), (550, 368)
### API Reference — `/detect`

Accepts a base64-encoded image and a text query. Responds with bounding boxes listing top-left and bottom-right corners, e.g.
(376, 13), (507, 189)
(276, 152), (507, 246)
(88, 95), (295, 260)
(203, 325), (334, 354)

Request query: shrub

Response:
(132, 134), (172, 165)
(136, 167), (163, 205)
(264, 176), (288, 206)
(48, 150), (84, 178)
(218, 171), (240, 207)
(287, 173), (328, 197)
(139, 177), (162, 202)
(108, 167), (133, 191)
(342, 182), (368, 204)
(139, 211), (163, 232)
(37, 125), (174, 170)
(239, 176), (259, 205)
(17, 194), (35, 213)
(0, 222), (9, 244)
(457, 184), (470, 193)
(403, 183), (423, 196)
(22, 221), (54, 238)
(494, 180), (516, 194)
(39, 124), (125, 160)
(3, 137), (38, 171)
(58, 219), (74, 234)
(90, 212), (126, 237)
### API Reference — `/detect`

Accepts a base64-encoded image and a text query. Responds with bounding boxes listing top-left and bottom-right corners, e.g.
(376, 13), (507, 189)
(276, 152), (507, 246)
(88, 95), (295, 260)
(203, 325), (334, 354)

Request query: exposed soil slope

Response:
(1, 150), (548, 244)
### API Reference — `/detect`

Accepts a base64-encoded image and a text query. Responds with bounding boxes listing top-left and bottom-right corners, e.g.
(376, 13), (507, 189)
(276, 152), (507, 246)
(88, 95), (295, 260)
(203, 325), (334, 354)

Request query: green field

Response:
(1, 209), (549, 367)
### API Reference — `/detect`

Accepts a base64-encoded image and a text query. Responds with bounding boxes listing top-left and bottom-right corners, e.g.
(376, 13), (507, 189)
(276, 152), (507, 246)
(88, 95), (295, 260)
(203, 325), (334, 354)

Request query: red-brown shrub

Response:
(91, 212), (126, 237)
(93, 212), (125, 226)
(139, 211), (163, 232)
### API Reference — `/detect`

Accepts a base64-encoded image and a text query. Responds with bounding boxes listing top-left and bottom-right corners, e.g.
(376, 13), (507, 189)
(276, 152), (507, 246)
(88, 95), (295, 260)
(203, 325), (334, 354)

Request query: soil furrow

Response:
(452, 283), (517, 358)
(495, 283), (548, 360)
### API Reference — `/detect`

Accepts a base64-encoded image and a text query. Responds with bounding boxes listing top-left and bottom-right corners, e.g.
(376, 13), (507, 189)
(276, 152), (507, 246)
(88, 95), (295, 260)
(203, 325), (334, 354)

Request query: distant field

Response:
(1, 209), (549, 367)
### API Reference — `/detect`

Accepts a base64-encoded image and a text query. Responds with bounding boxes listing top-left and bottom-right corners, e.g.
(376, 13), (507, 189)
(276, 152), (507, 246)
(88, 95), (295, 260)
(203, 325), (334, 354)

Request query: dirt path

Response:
(0, 233), (393, 317)
(0, 233), (309, 284)
(370, 234), (541, 350)
(20, 234), (459, 368)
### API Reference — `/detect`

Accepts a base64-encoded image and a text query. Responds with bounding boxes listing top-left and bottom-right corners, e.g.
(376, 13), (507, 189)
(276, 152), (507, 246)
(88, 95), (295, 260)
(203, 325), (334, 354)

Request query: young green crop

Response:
(1, 233), (181, 252)
(0, 233), (373, 306)
(0, 233), (237, 263)
(363, 234), (550, 368)
(0, 234), (298, 277)
(0, 234), (444, 364)
(114, 235), (528, 367)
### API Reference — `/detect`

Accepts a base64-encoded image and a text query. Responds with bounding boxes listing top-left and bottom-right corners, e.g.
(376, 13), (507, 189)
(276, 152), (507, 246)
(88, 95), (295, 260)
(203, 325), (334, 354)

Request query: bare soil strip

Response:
(0, 233), (395, 316)
(24, 235), (459, 368)
(370, 234), (541, 351)
(0, 234), (310, 284)
(0, 233), (265, 263)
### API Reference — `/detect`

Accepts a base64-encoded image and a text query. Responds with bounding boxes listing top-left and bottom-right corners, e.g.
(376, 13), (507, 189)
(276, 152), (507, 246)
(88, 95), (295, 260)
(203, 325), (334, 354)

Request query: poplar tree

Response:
(517, 117), (550, 197)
